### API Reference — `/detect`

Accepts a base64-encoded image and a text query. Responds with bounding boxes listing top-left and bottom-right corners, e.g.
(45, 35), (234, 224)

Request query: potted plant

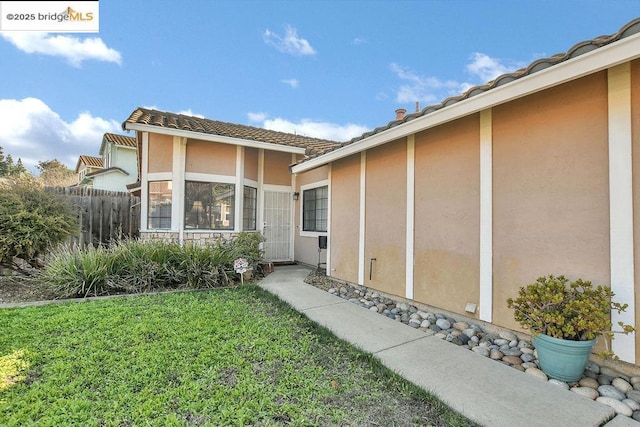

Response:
(507, 275), (634, 382)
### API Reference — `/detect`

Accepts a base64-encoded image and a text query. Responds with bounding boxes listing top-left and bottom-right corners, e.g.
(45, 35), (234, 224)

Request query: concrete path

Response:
(259, 265), (638, 427)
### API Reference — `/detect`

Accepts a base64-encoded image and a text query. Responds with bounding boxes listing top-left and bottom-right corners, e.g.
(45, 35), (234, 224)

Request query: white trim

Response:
(184, 172), (236, 184)
(147, 172), (172, 181)
(140, 132), (149, 231)
(358, 152), (366, 285)
(299, 180), (329, 238)
(257, 149), (265, 233)
(125, 122), (306, 155)
(608, 63), (635, 363)
(290, 153), (297, 261)
(326, 164), (332, 275)
(479, 109), (493, 322)
(235, 146), (244, 232)
(264, 184), (292, 192)
(292, 33), (640, 174)
(173, 137), (187, 244)
(405, 135), (415, 300)
(243, 178), (258, 188)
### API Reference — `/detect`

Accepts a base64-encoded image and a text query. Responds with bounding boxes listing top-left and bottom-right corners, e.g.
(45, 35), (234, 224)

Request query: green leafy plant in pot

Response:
(507, 275), (634, 382)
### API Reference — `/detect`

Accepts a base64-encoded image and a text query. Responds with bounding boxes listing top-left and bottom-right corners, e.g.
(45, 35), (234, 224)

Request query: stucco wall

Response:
(264, 151), (293, 186)
(413, 115), (480, 317)
(293, 165), (329, 266)
(244, 147), (258, 181)
(631, 59), (640, 361)
(365, 138), (407, 298)
(328, 157), (360, 283)
(185, 139), (236, 176)
(492, 73), (610, 332)
(148, 134), (173, 173)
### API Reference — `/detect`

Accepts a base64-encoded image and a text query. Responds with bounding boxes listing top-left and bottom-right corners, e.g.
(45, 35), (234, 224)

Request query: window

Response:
(303, 185), (328, 232)
(185, 181), (235, 230)
(243, 186), (257, 230)
(148, 181), (172, 229)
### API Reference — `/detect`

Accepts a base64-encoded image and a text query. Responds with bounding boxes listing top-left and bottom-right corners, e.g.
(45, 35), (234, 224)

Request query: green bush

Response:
(40, 233), (265, 298)
(0, 177), (76, 273)
(507, 275), (634, 357)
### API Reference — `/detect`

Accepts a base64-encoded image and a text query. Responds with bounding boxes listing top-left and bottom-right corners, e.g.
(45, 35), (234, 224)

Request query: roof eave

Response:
(124, 122), (307, 154)
(292, 31), (640, 174)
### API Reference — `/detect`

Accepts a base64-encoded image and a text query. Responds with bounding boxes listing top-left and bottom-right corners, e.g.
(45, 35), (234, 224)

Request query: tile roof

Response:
(78, 155), (103, 168)
(123, 108), (341, 155)
(332, 17), (640, 152)
(104, 132), (136, 148)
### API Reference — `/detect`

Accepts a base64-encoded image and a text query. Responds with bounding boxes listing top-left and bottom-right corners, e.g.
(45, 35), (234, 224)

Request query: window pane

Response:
(302, 185), (328, 232)
(212, 183), (235, 230)
(185, 181), (212, 229)
(243, 186), (257, 230)
(148, 181), (172, 229)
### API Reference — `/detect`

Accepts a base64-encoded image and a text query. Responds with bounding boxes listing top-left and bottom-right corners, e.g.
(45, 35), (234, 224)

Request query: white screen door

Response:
(263, 191), (292, 261)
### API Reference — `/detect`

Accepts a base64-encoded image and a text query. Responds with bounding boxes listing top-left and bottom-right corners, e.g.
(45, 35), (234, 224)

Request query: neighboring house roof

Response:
(99, 133), (137, 156)
(75, 155), (103, 173)
(84, 166), (129, 179)
(293, 17), (640, 172)
(123, 108), (341, 155)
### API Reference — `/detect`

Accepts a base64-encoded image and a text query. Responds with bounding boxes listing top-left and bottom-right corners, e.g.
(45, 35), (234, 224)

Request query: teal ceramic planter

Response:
(533, 333), (596, 382)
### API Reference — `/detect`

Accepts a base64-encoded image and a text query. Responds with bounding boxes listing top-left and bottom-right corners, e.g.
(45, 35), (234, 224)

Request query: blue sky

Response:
(0, 0), (638, 173)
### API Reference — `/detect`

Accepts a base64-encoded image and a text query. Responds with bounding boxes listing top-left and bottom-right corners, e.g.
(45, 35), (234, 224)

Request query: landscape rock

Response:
(613, 378), (633, 394)
(548, 379), (570, 390)
(596, 397), (633, 416)
(571, 387), (599, 400)
(623, 399), (640, 411)
(525, 368), (548, 381)
(598, 385), (626, 401)
(471, 347), (489, 357)
(579, 377), (600, 390)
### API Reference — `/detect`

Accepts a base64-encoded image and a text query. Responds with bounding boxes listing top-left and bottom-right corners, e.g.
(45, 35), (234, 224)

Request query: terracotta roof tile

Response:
(104, 133), (136, 148)
(123, 108), (341, 154)
(78, 155), (103, 168)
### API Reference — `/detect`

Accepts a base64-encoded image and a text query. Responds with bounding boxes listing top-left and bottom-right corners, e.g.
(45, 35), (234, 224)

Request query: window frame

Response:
(147, 180), (172, 230)
(184, 180), (236, 231)
(299, 181), (328, 237)
(242, 185), (257, 231)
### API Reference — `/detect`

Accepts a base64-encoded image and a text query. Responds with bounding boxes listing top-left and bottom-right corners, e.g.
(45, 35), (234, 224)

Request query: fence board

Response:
(46, 187), (140, 246)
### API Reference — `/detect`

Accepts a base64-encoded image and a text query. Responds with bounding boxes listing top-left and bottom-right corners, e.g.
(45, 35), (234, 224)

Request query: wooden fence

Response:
(47, 187), (141, 246)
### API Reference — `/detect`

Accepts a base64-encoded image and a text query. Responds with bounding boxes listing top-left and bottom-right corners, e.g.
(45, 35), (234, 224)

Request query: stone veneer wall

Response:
(139, 231), (240, 246)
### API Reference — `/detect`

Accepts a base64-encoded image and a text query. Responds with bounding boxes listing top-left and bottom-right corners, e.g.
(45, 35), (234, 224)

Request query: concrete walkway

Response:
(259, 265), (639, 427)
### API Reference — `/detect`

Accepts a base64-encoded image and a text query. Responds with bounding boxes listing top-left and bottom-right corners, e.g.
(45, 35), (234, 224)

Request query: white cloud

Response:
(352, 37), (366, 45)
(1, 32), (121, 67)
(177, 109), (204, 118)
(264, 25), (316, 56)
(261, 117), (367, 142)
(281, 78), (299, 88)
(466, 52), (519, 82)
(390, 63), (462, 103)
(247, 112), (267, 122)
(0, 98), (120, 172)
(389, 53), (521, 105)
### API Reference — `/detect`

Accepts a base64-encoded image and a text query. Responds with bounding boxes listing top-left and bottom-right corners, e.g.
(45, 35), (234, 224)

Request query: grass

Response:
(0, 286), (475, 426)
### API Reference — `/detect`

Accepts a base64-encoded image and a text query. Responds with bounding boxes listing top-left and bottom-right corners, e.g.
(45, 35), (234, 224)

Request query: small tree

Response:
(0, 176), (77, 273)
(0, 147), (28, 178)
(37, 159), (76, 187)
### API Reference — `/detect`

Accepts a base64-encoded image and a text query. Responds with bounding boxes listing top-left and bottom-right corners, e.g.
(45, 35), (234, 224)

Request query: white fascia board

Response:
(292, 33), (640, 174)
(124, 122), (307, 155)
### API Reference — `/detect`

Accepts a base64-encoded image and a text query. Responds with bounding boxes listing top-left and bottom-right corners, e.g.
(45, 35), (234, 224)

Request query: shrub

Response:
(506, 275), (634, 357)
(0, 177), (76, 273)
(40, 234), (265, 299)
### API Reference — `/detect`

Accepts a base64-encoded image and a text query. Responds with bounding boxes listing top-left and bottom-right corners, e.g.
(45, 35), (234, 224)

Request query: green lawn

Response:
(0, 286), (474, 426)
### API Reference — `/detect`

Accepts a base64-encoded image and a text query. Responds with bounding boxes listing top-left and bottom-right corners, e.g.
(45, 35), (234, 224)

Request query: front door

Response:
(263, 190), (292, 261)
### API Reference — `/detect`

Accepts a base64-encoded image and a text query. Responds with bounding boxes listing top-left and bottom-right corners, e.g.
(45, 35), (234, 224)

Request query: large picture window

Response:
(303, 185), (328, 232)
(148, 181), (172, 229)
(185, 181), (235, 230)
(243, 186), (257, 231)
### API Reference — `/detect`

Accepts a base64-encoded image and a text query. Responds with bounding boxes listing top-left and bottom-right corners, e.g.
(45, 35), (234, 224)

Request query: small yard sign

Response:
(234, 258), (249, 284)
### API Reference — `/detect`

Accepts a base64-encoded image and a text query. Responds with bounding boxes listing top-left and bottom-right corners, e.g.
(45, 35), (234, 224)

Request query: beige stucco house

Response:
(75, 133), (138, 192)
(124, 18), (640, 365)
